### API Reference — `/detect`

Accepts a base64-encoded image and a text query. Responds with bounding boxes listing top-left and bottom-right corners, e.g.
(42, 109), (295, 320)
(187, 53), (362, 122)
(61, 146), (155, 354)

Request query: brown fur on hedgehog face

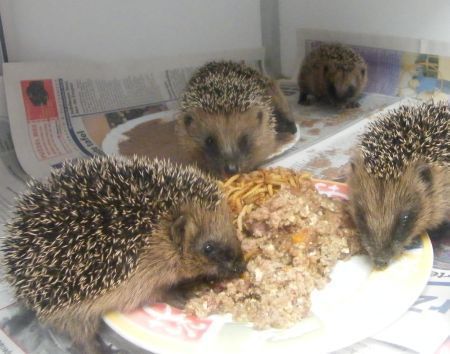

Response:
(323, 62), (367, 106)
(167, 200), (245, 279)
(176, 105), (277, 177)
(348, 154), (449, 269)
(135, 200), (245, 286)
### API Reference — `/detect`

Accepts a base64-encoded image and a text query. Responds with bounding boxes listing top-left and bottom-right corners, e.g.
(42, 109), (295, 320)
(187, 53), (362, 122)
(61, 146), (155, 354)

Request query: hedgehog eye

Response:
(400, 213), (409, 225)
(394, 210), (416, 240)
(238, 134), (251, 154)
(203, 135), (219, 156)
(205, 136), (216, 148)
(361, 68), (366, 76)
(203, 241), (215, 256)
(183, 114), (193, 127)
(324, 65), (329, 74)
(398, 212), (410, 232)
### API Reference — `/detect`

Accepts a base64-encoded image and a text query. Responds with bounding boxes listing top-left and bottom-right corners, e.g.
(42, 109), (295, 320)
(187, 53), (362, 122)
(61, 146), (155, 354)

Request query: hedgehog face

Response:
(348, 159), (436, 269)
(176, 106), (276, 177)
(324, 63), (367, 105)
(170, 202), (245, 280)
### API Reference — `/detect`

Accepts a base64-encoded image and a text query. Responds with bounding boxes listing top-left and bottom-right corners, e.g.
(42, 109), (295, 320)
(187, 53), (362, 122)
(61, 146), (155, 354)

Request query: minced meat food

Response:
(184, 174), (361, 329)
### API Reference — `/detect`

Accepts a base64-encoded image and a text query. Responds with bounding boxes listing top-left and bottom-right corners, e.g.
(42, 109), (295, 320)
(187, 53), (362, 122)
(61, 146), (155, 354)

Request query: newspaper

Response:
(0, 36), (448, 353)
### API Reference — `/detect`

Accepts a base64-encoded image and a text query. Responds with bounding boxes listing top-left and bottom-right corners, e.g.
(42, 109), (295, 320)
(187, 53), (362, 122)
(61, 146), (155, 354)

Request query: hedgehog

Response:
(176, 61), (297, 177)
(2, 155), (245, 354)
(298, 43), (368, 108)
(347, 102), (450, 268)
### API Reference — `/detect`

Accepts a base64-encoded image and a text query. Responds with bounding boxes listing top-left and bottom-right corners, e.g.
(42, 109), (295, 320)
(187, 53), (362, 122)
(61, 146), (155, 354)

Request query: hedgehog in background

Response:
(176, 61), (297, 177)
(2, 156), (245, 354)
(348, 102), (449, 268)
(298, 43), (368, 108)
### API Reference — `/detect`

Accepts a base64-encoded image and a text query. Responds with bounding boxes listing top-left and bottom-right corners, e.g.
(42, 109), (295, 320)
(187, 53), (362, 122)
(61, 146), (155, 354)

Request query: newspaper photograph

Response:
(0, 31), (448, 353)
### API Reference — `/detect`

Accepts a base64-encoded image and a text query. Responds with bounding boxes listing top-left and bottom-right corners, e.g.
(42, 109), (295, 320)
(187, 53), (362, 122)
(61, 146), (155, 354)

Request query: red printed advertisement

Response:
(20, 79), (58, 121)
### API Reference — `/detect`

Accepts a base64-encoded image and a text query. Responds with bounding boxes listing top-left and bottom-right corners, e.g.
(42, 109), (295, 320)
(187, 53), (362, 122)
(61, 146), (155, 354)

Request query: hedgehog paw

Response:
(164, 288), (189, 309)
(78, 339), (105, 354)
(298, 93), (310, 105)
(345, 101), (360, 109)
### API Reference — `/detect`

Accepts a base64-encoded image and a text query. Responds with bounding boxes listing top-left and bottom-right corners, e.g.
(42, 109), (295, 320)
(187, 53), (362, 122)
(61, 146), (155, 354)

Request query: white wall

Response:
(0, 0), (262, 62)
(280, 0), (450, 77)
(4, 0), (450, 77)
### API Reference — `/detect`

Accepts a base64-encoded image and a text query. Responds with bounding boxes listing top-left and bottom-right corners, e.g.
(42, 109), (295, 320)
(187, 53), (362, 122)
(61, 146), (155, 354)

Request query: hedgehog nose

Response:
(346, 85), (356, 98)
(327, 82), (337, 99)
(373, 257), (389, 270)
(231, 259), (246, 274)
(224, 163), (238, 175)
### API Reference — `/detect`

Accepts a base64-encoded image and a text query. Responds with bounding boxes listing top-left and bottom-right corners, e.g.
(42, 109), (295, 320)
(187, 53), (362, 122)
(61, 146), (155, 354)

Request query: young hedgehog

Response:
(2, 156), (245, 354)
(348, 102), (450, 268)
(298, 43), (368, 108)
(176, 61), (297, 177)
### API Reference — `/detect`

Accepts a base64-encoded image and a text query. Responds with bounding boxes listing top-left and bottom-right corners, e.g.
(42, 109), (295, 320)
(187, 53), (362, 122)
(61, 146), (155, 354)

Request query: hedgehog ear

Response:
(183, 114), (193, 127)
(257, 110), (264, 124)
(416, 163), (433, 190)
(175, 112), (194, 129)
(171, 215), (187, 248)
(170, 214), (197, 249)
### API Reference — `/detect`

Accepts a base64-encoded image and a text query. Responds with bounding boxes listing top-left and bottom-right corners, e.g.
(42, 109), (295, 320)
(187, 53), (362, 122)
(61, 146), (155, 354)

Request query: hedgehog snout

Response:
(212, 245), (246, 277)
(373, 256), (389, 270)
(222, 255), (246, 277)
(231, 258), (247, 274)
(328, 82), (356, 102)
(357, 231), (390, 269)
(346, 85), (356, 99)
(224, 163), (239, 175)
(222, 153), (243, 176)
(372, 247), (399, 269)
(228, 248), (246, 274)
(371, 244), (398, 270)
(327, 82), (337, 100)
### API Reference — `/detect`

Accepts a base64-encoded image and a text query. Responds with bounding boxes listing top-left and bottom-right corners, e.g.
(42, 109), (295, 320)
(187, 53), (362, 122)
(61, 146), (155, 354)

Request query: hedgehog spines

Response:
(309, 43), (365, 72)
(2, 155), (223, 316)
(180, 61), (274, 120)
(359, 101), (450, 179)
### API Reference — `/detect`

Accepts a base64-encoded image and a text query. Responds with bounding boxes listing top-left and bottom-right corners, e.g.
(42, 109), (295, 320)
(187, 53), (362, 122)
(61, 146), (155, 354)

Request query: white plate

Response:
(103, 180), (433, 354)
(101, 111), (177, 155)
(101, 110), (301, 160)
